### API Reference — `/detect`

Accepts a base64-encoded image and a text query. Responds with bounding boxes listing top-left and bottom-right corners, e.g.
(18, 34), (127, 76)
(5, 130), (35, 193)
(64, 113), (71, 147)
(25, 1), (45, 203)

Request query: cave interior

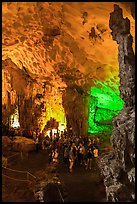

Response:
(2, 2), (134, 142)
(2, 2), (135, 202)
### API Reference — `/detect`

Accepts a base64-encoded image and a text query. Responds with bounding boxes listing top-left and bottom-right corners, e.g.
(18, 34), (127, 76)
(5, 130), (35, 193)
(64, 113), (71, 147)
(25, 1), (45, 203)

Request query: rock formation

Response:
(2, 2), (135, 202)
(2, 2), (135, 136)
(98, 4), (135, 202)
(13, 136), (36, 152)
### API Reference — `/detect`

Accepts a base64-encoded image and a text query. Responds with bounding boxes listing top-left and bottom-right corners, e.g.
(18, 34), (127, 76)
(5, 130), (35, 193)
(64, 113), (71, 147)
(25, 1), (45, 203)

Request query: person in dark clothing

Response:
(86, 144), (94, 170)
(63, 144), (69, 162)
(94, 136), (101, 155)
(86, 140), (94, 169)
(48, 144), (53, 164)
(77, 142), (85, 165)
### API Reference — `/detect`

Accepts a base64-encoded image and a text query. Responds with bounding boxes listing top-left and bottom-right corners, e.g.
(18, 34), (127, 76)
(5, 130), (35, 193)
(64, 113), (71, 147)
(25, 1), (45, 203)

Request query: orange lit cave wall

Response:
(2, 59), (66, 132)
(2, 2), (135, 134)
(62, 85), (89, 136)
(2, 59), (42, 130)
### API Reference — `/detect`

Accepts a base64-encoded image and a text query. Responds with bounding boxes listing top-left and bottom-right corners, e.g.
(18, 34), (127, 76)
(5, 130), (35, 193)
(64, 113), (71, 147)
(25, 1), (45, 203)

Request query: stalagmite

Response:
(98, 4), (135, 202)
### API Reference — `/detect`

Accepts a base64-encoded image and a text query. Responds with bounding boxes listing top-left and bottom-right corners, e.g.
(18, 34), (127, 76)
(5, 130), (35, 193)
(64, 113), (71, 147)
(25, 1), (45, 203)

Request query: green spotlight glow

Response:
(88, 81), (124, 134)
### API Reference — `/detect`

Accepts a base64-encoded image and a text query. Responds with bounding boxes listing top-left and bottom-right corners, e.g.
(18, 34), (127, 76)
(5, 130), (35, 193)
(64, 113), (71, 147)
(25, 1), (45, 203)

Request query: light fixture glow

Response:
(10, 106), (20, 128)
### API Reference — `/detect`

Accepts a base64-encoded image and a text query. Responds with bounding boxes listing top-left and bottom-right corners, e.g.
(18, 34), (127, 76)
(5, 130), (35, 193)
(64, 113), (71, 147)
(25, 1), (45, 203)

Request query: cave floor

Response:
(2, 149), (49, 202)
(2, 149), (106, 202)
(56, 154), (106, 202)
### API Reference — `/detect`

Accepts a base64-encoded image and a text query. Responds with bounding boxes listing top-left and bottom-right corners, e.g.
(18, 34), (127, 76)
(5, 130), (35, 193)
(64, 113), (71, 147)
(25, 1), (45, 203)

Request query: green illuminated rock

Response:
(88, 81), (124, 134)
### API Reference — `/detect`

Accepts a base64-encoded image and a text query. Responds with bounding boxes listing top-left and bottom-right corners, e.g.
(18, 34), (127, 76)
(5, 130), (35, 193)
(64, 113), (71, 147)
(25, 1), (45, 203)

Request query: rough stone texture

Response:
(2, 156), (8, 167)
(12, 136), (35, 152)
(2, 136), (12, 149)
(98, 4), (135, 202)
(62, 86), (89, 136)
(2, 2), (135, 136)
(33, 163), (63, 202)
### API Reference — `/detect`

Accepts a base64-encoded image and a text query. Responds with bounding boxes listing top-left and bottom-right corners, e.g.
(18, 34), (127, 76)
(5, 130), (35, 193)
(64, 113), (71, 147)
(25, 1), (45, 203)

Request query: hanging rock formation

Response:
(98, 4), (135, 202)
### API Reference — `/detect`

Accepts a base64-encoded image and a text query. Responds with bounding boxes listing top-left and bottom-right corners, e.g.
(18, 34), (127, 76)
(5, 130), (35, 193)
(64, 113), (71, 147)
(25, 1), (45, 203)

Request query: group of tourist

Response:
(5, 125), (102, 173)
(34, 130), (101, 173)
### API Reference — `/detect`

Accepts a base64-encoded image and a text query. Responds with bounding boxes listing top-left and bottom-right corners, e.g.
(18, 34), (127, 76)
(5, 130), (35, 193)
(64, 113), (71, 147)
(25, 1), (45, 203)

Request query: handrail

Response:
(2, 166), (28, 173)
(7, 153), (20, 159)
(27, 171), (37, 179)
(57, 186), (64, 202)
(2, 174), (28, 182)
(2, 166), (37, 182)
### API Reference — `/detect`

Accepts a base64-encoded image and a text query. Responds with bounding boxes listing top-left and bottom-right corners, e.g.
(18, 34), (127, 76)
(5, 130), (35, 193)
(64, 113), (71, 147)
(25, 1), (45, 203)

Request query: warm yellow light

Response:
(10, 106), (20, 128)
(58, 123), (65, 132)
(39, 89), (67, 133)
(45, 130), (51, 137)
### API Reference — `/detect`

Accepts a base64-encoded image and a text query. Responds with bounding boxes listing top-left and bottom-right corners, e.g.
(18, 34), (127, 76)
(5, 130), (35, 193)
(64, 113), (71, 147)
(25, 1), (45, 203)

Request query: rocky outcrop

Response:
(62, 86), (89, 136)
(33, 163), (64, 202)
(13, 136), (36, 152)
(2, 136), (12, 150)
(98, 4), (135, 202)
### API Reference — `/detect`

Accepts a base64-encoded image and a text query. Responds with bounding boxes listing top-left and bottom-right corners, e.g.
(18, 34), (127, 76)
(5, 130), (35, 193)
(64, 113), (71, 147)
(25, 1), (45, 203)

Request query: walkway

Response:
(2, 150), (49, 202)
(2, 149), (107, 202)
(57, 154), (106, 202)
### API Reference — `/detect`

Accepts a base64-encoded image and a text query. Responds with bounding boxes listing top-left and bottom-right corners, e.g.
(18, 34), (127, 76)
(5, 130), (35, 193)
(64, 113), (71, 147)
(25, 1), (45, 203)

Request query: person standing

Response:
(93, 146), (99, 170)
(63, 143), (69, 162)
(86, 143), (94, 170)
(77, 142), (85, 165)
(35, 136), (39, 152)
(42, 138), (46, 150)
(69, 144), (75, 173)
(48, 144), (53, 164)
(93, 147), (98, 158)
(52, 148), (59, 163)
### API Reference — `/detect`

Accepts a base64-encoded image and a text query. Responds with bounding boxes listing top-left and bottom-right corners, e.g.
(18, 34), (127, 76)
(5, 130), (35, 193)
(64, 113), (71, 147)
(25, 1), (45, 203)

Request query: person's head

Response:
(79, 142), (82, 146)
(72, 142), (75, 147)
(89, 140), (91, 144)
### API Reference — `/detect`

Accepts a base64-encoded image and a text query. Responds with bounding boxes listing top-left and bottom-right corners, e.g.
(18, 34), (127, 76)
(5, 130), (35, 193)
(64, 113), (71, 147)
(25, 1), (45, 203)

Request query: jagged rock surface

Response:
(33, 164), (63, 202)
(2, 2), (135, 135)
(98, 4), (135, 202)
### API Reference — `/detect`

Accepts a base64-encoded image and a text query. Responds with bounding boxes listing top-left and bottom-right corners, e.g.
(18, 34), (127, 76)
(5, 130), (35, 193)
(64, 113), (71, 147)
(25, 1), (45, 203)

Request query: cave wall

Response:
(2, 2), (134, 136)
(2, 58), (68, 132)
(2, 58), (53, 131)
(88, 81), (124, 135)
(98, 5), (135, 202)
(62, 86), (89, 136)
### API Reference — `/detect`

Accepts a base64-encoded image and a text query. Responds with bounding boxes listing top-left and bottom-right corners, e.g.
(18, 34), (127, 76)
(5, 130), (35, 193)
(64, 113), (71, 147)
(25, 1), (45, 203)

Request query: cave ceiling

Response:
(2, 2), (135, 131)
(2, 2), (135, 82)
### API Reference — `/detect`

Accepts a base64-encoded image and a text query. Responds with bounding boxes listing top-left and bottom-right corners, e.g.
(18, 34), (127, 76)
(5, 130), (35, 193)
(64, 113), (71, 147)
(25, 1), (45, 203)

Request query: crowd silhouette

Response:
(34, 129), (102, 173)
